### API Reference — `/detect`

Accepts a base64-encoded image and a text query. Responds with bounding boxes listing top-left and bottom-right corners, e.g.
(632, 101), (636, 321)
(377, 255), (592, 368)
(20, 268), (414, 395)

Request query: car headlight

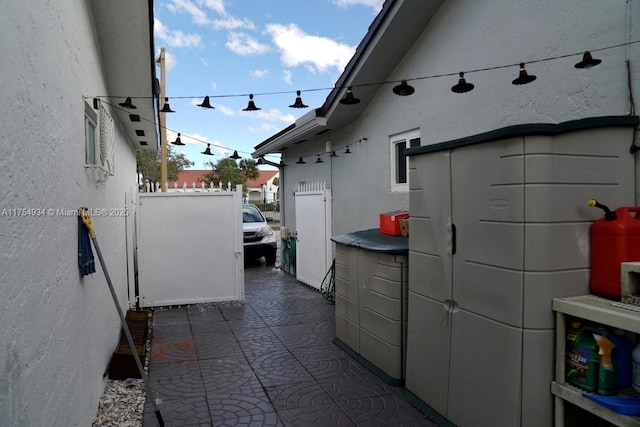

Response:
(257, 227), (274, 237)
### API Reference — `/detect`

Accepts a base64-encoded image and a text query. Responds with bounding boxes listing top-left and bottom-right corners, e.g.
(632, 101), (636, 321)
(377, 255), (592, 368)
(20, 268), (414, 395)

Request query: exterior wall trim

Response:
(407, 115), (640, 157)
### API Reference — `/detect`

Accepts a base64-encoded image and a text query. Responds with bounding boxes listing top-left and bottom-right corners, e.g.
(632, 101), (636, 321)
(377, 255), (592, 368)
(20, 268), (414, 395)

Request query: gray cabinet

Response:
(333, 230), (408, 384)
(405, 124), (636, 427)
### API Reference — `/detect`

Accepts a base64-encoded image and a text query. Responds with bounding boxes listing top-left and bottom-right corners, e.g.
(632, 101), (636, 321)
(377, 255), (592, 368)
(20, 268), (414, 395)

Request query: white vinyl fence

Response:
(294, 182), (332, 290)
(136, 186), (244, 307)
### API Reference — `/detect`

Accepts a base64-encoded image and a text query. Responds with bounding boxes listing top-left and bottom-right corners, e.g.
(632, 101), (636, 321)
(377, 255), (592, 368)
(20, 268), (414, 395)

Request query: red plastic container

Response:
(380, 211), (409, 236)
(590, 207), (640, 299)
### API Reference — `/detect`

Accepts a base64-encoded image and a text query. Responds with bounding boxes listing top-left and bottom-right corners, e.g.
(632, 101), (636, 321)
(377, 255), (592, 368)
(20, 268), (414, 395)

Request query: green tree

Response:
(272, 177), (279, 187)
(239, 158), (260, 183)
(202, 158), (245, 190)
(136, 145), (194, 192)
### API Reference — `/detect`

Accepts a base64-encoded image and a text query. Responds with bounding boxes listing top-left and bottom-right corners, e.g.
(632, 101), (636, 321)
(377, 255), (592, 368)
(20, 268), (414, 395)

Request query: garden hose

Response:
(320, 259), (336, 305)
(282, 236), (296, 275)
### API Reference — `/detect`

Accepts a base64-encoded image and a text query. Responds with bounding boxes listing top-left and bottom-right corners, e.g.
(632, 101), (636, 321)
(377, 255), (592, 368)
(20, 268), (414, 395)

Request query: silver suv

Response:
(243, 203), (277, 265)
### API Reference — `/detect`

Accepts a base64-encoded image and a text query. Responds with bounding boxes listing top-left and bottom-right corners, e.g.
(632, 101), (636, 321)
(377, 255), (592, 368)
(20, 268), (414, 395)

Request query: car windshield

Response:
(243, 205), (265, 223)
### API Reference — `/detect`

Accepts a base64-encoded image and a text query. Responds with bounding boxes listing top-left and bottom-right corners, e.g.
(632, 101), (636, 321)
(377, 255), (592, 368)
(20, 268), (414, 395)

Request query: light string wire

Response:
(91, 39), (640, 101)
(89, 39), (640, 163)
(96, 98), (277, 160)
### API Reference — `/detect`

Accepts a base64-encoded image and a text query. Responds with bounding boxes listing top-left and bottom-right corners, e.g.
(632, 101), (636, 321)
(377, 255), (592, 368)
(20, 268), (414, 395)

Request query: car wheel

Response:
(264, 248), (276, 265)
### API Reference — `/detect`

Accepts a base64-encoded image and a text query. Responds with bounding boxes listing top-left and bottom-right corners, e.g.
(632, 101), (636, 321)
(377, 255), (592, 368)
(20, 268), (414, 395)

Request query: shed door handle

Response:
(451, 223), (456, 255)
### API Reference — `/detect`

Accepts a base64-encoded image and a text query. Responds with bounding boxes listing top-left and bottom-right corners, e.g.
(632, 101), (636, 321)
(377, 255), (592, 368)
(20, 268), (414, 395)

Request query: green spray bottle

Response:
(566, 322), (605, 392)
(593, 334), (617, 395)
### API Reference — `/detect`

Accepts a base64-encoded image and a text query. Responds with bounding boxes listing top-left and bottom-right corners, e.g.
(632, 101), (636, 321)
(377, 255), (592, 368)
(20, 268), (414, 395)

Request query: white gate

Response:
(136, 187), (244, 307)
(294, 182), (332, 290)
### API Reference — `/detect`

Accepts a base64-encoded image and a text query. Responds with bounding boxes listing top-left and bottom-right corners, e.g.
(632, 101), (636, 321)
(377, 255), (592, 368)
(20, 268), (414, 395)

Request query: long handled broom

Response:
(79, 208), (164, 426)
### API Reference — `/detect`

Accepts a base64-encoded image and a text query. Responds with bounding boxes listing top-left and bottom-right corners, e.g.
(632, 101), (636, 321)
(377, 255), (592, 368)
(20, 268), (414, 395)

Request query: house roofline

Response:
(252, 1), (396, 157)
(252, 0), (444, 157)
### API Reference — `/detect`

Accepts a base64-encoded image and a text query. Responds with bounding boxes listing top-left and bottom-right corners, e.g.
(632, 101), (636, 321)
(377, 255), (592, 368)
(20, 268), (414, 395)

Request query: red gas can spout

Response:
(588, 199), (617, 221)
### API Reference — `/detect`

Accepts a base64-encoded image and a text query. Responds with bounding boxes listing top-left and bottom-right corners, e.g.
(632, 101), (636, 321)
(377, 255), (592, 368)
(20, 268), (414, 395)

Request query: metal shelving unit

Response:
(552, 295), (640, 426)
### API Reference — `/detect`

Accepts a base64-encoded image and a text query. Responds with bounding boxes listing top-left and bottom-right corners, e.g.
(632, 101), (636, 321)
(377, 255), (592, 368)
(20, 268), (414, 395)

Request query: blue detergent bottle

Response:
(610, 329), (633, 389)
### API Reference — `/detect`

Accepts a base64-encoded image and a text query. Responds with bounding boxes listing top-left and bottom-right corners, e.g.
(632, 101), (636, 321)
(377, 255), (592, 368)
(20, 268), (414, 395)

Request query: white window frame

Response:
(84, 100), (115, 180)
(84, 101), (98, 165)
(390, 129), (420, 192)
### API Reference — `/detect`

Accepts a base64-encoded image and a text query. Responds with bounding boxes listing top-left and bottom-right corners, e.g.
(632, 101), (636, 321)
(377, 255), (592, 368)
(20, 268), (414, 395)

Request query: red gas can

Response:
(589, 201), (640, 300)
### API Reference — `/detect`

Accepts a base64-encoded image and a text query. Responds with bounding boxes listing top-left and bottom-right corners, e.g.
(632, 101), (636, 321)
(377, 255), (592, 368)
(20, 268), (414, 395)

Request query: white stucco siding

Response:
(282, 0), (639, 238)
(388, 0), (638, 145)
(0, 1), (139, 425)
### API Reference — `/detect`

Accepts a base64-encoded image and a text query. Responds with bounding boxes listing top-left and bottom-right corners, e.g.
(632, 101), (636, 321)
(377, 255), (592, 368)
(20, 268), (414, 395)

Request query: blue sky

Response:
(153, 0), (383, 170)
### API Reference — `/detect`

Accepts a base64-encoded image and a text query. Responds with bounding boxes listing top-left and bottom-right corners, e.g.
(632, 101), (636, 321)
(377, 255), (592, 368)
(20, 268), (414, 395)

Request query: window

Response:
(390, 130), (420, 191)
(84, 101), (97, 165)
(84, 100), (115, 179)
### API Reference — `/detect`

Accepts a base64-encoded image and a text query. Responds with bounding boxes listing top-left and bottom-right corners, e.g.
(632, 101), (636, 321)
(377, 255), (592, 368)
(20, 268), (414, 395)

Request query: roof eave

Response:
(253, 111), (327, 157)
(90, 0), (159, 152)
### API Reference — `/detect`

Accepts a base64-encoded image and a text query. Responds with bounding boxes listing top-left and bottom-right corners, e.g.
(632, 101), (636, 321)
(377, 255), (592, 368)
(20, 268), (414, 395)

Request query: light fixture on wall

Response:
(315, 155), (324, 164)
(330, 151), (339, 158)
(344, 145), (352, 154)
(197, 96), (215, 109)
(289, 90), (308, 108)
(279, 160), (287, 167)
(243, 94), (261, 111)
(296, 157), (306, 164)
(512, 63), (537, 85)
(393, 80), (415, 96)
(257, 156), (265, 165)
(118, 97), (137, 109)
(575, 51), (602, 68)
(171, 133), (185, 146)
(160, 97), (175, 113)
(230, 150), (241, 160)
(339, 87), (360, 105)
(201, 144), (214, 156)
(451, 72), (474, 93)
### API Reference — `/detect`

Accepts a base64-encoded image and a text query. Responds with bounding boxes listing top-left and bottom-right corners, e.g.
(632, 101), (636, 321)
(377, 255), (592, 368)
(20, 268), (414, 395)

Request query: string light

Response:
(98, 40), (638, 105)
(93, 40), (639, 165)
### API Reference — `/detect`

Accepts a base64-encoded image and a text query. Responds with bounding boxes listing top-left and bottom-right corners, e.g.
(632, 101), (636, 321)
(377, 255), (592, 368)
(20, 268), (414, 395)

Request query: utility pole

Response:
(158, 48), (168, 192)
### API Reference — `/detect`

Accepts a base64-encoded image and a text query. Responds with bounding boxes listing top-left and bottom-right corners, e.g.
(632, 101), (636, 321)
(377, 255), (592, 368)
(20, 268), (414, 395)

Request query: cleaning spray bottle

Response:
(594, 334), (617, 395)
(609, 329), (633, 389)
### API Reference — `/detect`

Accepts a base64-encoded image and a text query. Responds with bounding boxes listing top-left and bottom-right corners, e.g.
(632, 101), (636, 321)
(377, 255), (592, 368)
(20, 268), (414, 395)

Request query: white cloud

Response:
(265, 23), (355, 73)
(212, 103), (237, 117)
(333, 0), (383, 11)
(155, 18), (202, 48)
(197, 0), (226, 15)
(226, 32), (270, 56)
(248, 123), (279, 133)
(167, 0), (211, 25)
(212, 16), (256, 30)
(252, 108), (296, 124)
(251, 69), (269, 79)
(164, 51), (178, 70)
(282, 69), (292, 85)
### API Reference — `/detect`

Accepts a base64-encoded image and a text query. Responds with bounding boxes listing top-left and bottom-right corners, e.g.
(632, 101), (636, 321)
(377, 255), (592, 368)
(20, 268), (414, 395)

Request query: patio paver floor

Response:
(143, 266), (437, 427)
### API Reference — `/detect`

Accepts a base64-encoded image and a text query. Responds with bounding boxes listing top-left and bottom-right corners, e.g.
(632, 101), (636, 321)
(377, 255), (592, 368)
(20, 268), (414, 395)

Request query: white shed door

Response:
(295, 183), (332, 290)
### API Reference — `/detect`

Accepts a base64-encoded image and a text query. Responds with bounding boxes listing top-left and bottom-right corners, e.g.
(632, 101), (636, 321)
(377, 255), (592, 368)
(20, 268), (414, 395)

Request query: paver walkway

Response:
(143, 266), (437, 426)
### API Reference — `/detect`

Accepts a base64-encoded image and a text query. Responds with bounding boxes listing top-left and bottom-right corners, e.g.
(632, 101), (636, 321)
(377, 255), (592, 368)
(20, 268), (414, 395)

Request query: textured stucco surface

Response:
(281, 0), (640, 236)
(0, 1), (139, 425)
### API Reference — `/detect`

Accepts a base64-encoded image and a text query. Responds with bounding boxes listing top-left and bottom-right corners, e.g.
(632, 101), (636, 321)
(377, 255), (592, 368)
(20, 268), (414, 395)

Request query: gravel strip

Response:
(92, 312), (153, 427)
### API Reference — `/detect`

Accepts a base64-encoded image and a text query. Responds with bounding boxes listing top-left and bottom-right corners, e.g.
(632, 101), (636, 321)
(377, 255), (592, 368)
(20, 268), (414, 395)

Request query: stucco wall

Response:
(0, 1), (139, 425)
(281, 0), (640, 237)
